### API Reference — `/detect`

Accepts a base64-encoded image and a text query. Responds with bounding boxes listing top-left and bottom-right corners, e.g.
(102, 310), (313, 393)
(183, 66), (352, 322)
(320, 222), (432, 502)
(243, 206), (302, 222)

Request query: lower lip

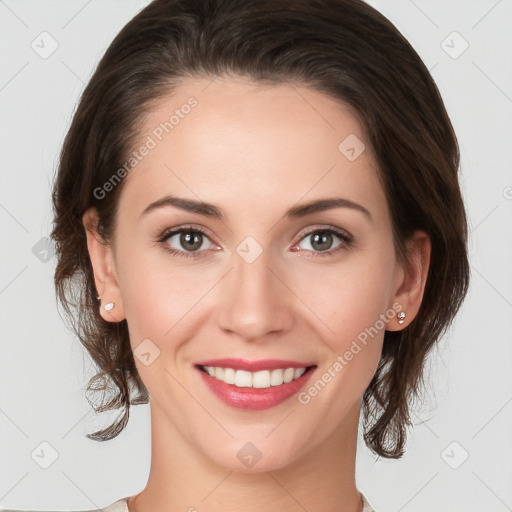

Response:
(197, 366), (316, 410)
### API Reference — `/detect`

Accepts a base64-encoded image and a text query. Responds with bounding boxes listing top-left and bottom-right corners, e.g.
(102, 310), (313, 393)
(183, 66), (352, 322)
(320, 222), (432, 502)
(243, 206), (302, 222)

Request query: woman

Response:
(50, 0), (469, 511)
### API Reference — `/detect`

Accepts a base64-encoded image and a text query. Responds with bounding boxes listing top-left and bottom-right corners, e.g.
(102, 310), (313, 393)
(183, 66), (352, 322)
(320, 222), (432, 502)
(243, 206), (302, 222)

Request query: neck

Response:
(128, 401), (363, 512)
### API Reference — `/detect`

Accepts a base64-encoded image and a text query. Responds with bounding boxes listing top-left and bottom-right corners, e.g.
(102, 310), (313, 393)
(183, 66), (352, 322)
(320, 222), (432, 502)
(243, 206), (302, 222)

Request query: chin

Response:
(199, 433), (308, 475)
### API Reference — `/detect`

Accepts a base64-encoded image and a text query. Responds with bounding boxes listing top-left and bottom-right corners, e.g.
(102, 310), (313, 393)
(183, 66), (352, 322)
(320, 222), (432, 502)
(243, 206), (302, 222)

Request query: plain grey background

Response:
(0, 0), (511, 511)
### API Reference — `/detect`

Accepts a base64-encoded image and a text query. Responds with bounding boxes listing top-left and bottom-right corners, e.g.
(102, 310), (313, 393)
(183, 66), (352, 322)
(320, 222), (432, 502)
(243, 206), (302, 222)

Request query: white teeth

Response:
(294, 367), (306, 379)
(202, 366), (308, 389)
(204, 366), (215, 377)
(235, 370), (253, 387)
(270, 369), (284, 386)
(283, 368), (295, 383)
(223, 367), (236, 384)
(253, 370), (270, 389)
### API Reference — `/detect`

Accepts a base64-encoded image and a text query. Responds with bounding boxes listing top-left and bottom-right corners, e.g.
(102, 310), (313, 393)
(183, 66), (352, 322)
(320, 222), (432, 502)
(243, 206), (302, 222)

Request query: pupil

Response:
(312, 232), (332, 251)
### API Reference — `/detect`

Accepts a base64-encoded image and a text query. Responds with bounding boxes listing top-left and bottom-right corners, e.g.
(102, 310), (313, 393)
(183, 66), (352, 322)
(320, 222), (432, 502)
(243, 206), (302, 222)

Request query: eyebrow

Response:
(140, 194), (372, 221)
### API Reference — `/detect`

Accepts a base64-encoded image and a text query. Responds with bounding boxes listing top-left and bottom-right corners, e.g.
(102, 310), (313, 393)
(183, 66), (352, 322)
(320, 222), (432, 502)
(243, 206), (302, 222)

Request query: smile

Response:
(200, 366), (307, 388)
(195, 359), (317, 410)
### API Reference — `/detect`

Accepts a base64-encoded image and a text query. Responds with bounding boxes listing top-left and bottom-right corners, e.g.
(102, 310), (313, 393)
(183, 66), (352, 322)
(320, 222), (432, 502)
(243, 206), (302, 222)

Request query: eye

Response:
(291, 227), (352, 257)
(157, 225), (353, 259)
(158, 226), (220, 259)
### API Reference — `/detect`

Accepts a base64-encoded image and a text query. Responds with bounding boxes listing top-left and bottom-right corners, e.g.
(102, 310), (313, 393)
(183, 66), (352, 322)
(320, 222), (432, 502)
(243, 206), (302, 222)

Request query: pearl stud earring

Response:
(104, 302), (115, 311)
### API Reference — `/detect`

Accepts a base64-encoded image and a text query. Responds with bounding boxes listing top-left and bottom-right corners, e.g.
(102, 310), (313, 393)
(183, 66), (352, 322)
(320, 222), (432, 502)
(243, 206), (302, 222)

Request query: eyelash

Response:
(156, 224), (353, 260)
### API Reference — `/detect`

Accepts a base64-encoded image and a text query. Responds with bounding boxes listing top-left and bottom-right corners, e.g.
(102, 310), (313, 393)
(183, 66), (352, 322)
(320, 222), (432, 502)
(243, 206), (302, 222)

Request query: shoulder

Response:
(0, 497), (130, 512)
(361, 492), (377, 512)
(101, 498), (129, 512)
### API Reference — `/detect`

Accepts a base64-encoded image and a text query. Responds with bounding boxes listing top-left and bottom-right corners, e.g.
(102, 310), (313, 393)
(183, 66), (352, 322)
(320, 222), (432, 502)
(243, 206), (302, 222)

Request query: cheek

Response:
(116, 244), (216, 350)
(291, 249), (396, 346)
(290, 248), (395, 404)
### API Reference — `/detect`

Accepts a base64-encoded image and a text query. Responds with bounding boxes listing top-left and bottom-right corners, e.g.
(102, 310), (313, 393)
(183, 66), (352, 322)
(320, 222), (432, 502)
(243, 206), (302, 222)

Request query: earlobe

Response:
(387, 231), (431, 331)
(82, 208), (126, 322)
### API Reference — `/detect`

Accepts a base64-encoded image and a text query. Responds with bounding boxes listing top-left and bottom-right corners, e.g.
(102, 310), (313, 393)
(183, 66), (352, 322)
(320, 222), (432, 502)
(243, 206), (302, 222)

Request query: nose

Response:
(215, 248), (295, 341)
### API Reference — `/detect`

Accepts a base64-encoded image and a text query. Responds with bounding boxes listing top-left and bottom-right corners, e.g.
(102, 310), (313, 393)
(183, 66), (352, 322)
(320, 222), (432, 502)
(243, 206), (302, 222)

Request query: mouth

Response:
(198, 365), (314, 388)
(195, 359), (317, 410)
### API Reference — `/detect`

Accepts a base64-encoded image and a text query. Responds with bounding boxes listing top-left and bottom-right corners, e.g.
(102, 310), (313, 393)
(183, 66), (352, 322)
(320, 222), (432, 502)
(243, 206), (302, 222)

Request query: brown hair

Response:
(51, 0), (469, 458)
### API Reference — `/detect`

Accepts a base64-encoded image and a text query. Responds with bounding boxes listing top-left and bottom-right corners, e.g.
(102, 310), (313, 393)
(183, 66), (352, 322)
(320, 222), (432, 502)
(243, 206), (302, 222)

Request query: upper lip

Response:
(195, 358), (316, 372)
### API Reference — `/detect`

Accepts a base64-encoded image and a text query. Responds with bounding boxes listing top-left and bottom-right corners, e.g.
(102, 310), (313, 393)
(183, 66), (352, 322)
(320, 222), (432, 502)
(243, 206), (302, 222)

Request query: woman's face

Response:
(91, 77), (411, 472)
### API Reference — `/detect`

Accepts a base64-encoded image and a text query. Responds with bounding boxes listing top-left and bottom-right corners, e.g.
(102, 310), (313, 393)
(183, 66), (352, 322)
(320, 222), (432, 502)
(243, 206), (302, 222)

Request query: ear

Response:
(82, 207), (126, 323)
(386, 230), (431, 331)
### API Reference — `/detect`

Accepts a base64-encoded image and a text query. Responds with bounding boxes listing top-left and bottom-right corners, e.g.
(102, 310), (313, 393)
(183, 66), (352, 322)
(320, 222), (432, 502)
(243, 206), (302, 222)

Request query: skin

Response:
(83, 76), (430, 512)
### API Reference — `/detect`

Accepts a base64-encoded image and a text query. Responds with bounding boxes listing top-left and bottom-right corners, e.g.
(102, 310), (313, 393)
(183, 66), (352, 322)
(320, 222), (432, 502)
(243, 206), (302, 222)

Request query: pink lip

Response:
(195, 360), (317, 411)
(195, 358), (314, 372)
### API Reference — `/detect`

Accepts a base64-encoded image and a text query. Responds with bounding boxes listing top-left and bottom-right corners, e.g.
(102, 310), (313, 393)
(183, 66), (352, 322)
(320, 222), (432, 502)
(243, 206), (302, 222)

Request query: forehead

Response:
(119, 76), (386, 221)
